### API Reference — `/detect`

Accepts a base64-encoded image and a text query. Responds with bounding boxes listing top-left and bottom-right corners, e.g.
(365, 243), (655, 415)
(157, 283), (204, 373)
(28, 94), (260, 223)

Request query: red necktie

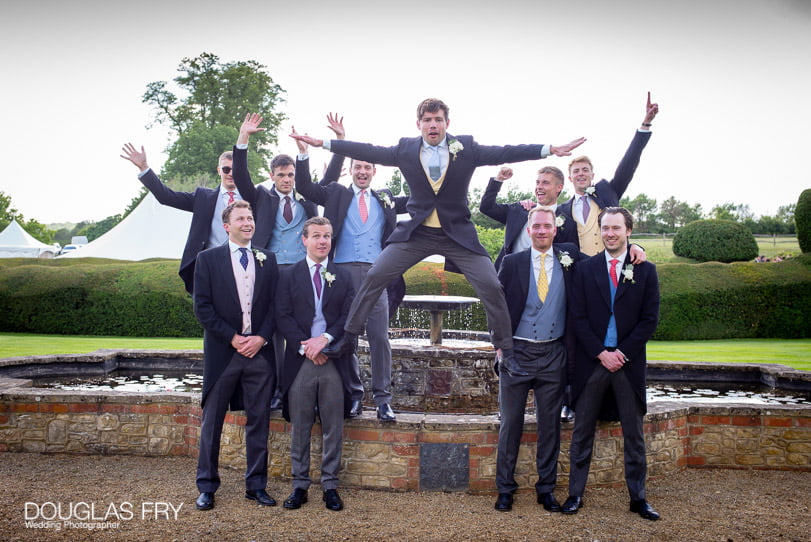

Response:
(609, 259), (619, 287)
(227, 191), (235, 204)
(313, 263), (322, 299)
(283, 196), (293, 224)
(359, 189), (368, 223)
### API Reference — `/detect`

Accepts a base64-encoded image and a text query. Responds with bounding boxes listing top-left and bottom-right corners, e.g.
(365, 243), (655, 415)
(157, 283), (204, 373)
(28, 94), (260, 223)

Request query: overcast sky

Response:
(2, 0), (809, 225)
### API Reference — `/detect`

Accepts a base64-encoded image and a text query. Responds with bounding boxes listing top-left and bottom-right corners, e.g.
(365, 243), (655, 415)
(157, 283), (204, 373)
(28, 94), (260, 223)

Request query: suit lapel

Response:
(219, 245), (240, 307)
(592, 252), (612, 310)
(294, 260), (316, 314)
(613, 253), (633, 303)
(517, 250), (531, 302)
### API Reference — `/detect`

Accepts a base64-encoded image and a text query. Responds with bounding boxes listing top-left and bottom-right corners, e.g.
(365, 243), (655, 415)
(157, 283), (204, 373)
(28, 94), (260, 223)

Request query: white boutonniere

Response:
(321, 269), (336, 287)
(622, 264), (635, 284)
(253, 249), (266, 267)
(555, 215), (565, 229)
(585, 186), (596, 197)
(558, 251), (573, 269)
(379, 192), (393, 208)
(294, 191), (305, 202)
(448, 139), (464, 161)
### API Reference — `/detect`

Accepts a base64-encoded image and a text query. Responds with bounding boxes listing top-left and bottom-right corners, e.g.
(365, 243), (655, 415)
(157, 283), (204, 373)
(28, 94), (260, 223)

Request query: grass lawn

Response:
(1, 333), (808, 371)
(632, 235), (799, 263)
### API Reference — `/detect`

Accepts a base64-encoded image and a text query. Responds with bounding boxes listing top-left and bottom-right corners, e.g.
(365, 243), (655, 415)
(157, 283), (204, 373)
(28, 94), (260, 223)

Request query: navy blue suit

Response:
(139, 169), (220, 294)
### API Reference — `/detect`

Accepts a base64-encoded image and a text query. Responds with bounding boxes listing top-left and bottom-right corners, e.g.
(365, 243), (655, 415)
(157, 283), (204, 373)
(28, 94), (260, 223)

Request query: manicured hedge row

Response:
(1, 256), (809, 340)
(0, 258), (200, 337)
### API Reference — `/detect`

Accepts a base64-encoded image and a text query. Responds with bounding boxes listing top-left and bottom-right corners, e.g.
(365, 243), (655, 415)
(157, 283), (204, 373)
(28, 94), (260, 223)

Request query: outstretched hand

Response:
(643, 91), (659, 125)
(291, 126), (309, 154)
(326, 112), (345, 140)
(550, 137), (587, 157)
(120, 143), (148, 171)
(240, 113), (265, 135)
(290, 131), (324, 148)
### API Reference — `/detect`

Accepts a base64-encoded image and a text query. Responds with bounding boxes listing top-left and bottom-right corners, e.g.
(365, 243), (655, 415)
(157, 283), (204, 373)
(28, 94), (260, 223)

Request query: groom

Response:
(291, 98), (585, 375)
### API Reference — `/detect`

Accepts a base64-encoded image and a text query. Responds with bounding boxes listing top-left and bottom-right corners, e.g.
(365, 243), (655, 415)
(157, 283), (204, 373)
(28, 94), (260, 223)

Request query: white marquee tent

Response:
(0, 219), (57, 258)
(60, 192), (191, 261)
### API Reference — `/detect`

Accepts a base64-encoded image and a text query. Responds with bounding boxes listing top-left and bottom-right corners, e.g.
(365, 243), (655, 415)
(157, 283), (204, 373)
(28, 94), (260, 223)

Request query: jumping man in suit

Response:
(290, 98), (585, 376)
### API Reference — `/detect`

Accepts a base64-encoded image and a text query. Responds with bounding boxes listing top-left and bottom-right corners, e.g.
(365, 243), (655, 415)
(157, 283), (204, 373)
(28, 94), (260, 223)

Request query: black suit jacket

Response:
(569, 249), (659, 418)
(294, 155), (408, 257)
(480, 178), (578, 270)
(558, 130), (652, 223)
(331, 135), (544, 257)
(193, 244), (279, 409)
(275, 259), (355, 421)
(139, 169), (220, 294)
(232, 147), (319, 250)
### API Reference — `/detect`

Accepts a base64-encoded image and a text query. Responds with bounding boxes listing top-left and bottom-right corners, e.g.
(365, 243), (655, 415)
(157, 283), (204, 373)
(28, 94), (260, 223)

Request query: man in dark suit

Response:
(120, 143), (239, 294)
(232, 114), (322, 409)
(561, 207), (661, 520)
(293, 115), (408, 422)
(192, 200), (279, 511)
(275, 216), (355, 512)
(558, 93), (659, 256)
(291, 98), (585, 375)
(494, 206), (587, 512)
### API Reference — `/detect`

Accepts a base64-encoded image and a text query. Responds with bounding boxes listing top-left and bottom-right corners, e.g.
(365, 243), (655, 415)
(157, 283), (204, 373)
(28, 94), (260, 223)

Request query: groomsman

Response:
(232, 114), (323, 409)
(120, 143), (239, 294)
(192, 200), (278, 510)
(562, 207), (661, 520)
(292, 114), (408, 422)
(559, 93), (659, 255)
(494, 206), (586, 512)
(275, 217), (355, 512)
(291, 98), (586, 376)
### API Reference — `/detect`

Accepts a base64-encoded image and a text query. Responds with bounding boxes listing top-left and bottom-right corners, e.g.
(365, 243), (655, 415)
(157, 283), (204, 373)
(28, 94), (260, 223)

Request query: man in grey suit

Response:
(291, 98), (586, 376)
(192, 200), (279, 511)
(275, 217), (355, 512)
(494, 206), (587, 512)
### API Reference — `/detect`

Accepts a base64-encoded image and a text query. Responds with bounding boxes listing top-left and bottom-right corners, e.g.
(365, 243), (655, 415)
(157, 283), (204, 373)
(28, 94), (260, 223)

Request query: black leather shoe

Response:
(561, 495), (583, 515)
(245, 488), (276, 506)
(195, 492), (214, 510)
(537, 492), (561, 512)
(283, 488), (308, 509)
(323, 489), (344, 511)
(348, 400), (363, 418)
(630, 499), (660, 521)
(560, 405), (575, 423)
(270, 394), (283, 410)
(499, 349), (530, 377)
(494, 493), (513, 511)
(377, 403), (396, 422)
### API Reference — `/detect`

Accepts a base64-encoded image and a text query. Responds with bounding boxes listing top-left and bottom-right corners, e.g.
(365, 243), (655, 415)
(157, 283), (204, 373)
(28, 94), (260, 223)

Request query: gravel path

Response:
(1, 453), (808, 541)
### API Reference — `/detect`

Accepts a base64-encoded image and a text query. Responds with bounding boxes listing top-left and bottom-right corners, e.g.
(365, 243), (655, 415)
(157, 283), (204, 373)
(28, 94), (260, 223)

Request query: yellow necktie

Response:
(537, 253), (548, 302)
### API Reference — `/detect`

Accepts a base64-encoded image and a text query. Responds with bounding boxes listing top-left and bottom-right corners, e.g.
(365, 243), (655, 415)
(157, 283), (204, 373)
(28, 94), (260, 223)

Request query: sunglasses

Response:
(220, 166), (233, 174)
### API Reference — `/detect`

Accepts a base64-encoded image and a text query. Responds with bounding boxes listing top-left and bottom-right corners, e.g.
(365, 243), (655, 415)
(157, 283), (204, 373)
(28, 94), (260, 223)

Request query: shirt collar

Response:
(605, 249), (627, 265)
(531, 246), (554, 261)
(228, 240), (252, 253)
(422, 137), (447, 149)
(220, 187), (241, 198)
(352, 184), (369, 197)
(306, 255), (328, 270)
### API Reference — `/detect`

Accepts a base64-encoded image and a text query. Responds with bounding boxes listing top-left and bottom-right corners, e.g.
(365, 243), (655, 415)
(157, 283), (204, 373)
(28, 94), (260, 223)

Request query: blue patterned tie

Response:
(428, 145), (441, 181)
(239, 248), (249, 270)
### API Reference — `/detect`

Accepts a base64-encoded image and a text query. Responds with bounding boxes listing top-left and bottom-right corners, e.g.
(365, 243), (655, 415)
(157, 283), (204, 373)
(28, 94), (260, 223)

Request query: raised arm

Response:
(608, 93), (659, 199)
(479, 167), (513, 224)
(121, 143), (194, 211)
(319, 113), (347, 187)
(233, 114), (262, 203)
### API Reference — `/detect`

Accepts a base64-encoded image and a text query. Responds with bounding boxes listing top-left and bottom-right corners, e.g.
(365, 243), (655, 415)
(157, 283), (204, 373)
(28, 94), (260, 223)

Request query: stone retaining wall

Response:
(1, 387), (808, 493)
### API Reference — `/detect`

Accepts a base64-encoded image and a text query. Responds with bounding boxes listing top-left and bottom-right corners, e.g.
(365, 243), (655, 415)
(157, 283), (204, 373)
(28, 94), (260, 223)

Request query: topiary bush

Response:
(796, 188), (811, 253)
(672, 219), (758, 262)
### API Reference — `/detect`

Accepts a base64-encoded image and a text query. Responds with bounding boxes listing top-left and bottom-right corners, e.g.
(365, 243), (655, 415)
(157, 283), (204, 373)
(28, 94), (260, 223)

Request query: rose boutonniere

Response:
(448, 139), (464, 161)
(294, 191), (305, 202)
(558, 251), (573, 269)
(379, 192), (393, 208)
(253, 249), (266, 267)
(321, 269), (336, 287)
(622, 264), (635, 284)
(585, 186), (596, 197)
(555, 215), (565, 229)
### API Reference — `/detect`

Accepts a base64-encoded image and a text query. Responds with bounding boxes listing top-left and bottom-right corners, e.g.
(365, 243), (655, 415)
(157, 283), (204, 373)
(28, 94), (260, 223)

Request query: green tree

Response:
(386, 169), (409, 196)
(656, 197), (703, 232)
(143, 52), (285, 182)
(620, 193), (658, 232)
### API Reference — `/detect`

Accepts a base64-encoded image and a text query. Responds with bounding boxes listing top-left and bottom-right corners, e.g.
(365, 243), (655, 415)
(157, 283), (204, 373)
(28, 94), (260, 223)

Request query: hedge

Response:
(1, 255), (809, 340)
(672, 219), (758, 263)
(797, 188), (811, 253)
